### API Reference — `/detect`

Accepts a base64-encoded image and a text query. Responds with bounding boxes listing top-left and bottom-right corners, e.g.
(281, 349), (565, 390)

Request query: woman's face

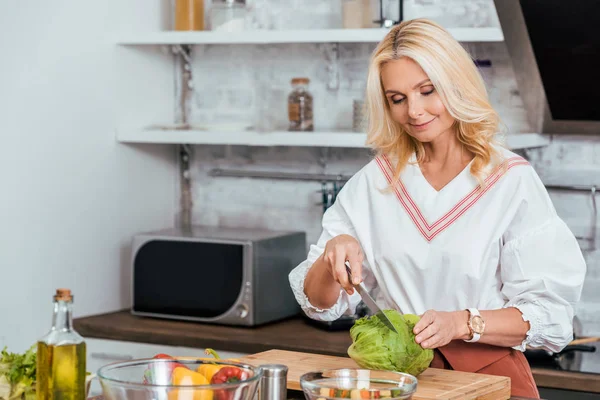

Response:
(381, 57), (456, 143)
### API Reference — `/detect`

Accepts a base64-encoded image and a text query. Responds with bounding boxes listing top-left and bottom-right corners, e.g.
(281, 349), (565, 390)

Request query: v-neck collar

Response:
(375, 154), (530, 242)
(412, 153), (475, 195)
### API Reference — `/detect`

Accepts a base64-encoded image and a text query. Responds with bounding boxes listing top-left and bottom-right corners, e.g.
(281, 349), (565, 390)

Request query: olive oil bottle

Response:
(36, 289), (86, 400)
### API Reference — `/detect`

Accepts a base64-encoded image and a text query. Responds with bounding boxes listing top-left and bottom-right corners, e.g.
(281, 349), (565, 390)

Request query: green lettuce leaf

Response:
(0, 345), (36, 400)
(347, 310), (434, 376)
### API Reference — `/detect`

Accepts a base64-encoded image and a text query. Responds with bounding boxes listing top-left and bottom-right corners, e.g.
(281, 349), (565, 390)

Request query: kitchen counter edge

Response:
(73, 310), (600, 394)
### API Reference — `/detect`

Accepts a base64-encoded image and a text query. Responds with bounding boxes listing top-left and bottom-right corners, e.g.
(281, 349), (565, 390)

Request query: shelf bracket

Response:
(318, 43), (339, 91)
(179, 144), (193, 231)
(172, 44), (193, 125)
(173, 44), (194, 230)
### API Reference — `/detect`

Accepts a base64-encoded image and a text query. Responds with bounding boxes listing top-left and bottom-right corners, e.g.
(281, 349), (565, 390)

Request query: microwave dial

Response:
(236, 304), (249, 319)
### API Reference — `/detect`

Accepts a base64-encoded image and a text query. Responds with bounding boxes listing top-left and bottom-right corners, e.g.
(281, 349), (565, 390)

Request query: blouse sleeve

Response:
(500, 166), (587, 353)
(288, 192), (373, 322)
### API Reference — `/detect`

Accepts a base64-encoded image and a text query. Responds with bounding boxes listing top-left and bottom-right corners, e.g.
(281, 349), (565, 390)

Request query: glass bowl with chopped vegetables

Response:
(97, 352), (262, 400)
(300, 368), (418, 400)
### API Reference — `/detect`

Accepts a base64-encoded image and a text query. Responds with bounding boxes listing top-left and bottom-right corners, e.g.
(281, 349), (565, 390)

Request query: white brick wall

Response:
(186, 0), (600, 335)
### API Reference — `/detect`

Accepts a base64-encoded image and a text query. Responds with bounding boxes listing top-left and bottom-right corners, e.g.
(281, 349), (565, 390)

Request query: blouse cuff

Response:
(507, 301), (544, 351)
(297, 264), (335, 313)
(288, 260), (352, 321)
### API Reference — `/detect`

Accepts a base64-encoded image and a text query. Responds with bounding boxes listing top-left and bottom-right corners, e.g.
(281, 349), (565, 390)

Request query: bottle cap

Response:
(291, 77), (309, 85)
(261, 364), (288, 378)
(54, 288), (73, 301)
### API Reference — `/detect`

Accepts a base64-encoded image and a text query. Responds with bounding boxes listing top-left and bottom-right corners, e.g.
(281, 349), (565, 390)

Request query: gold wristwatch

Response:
(464, 308), (485, 343)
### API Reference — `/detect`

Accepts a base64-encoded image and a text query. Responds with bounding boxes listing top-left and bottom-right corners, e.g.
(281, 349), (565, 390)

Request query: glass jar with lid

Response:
(288, 77), (314, 132)
(211, 0), (247, 32)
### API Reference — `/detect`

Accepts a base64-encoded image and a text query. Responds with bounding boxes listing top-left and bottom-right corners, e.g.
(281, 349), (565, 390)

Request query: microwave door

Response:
(133, 240), (245, 319)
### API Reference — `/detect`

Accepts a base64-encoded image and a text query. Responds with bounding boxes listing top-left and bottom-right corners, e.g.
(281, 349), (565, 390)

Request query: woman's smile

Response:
(410, 117), (436, 130)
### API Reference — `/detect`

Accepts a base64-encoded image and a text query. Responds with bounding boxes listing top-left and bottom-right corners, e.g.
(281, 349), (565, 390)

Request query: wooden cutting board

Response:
(238, 350), (510, 400)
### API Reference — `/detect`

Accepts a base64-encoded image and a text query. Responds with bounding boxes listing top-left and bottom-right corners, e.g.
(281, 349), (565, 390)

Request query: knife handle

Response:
(344, 260), (355, 284)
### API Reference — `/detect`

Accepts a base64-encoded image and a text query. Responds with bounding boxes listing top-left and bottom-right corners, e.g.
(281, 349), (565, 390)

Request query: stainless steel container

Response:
(259, 364), (288, 400)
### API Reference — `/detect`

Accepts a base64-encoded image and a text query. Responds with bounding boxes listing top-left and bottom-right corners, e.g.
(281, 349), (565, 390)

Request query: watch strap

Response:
(464, 308), (481, 343)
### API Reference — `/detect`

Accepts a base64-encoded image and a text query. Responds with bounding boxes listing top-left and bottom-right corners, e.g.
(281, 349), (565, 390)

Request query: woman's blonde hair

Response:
(365, 18), (504, 186)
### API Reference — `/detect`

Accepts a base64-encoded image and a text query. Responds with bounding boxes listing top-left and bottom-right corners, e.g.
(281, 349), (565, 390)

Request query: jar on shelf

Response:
(210, 0), (247, 32)
(288, 78), (314, 132)
(174, 0), (205, 31)
(342, 0), (377, 29)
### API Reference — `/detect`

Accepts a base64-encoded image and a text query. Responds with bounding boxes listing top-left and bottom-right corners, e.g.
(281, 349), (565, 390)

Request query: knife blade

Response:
(345, 261), (398, 334)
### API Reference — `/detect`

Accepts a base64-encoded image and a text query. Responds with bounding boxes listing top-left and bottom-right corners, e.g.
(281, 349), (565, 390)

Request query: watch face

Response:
(471, 315), (485, 333)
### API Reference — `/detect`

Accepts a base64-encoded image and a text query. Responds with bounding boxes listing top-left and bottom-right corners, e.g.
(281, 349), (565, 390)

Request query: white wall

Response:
(0, 1), (176, 351)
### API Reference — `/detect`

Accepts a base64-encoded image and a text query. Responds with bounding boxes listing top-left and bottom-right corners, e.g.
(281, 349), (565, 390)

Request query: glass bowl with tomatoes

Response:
(97, 351), (262, 400)
(299, 368), (417, 400)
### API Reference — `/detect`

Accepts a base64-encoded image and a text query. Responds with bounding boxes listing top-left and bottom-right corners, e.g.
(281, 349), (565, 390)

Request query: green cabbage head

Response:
(347, 310), (434, 376)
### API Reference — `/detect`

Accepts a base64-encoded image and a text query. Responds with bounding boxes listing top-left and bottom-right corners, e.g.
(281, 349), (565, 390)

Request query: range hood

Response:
(493, 0), (600, 135)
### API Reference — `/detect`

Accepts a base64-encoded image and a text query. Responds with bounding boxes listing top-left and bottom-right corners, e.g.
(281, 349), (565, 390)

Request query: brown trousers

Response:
(431, 341), (540, 399)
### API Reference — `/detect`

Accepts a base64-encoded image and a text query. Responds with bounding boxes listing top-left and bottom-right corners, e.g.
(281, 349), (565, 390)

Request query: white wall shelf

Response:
(117, 127), (549, 151)
(118, 128), (368, 148)
(116, 27), (504, 45)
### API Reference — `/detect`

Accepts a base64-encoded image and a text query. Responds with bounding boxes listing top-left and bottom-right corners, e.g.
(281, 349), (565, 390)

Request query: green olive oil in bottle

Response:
(36, 289), (86, 400)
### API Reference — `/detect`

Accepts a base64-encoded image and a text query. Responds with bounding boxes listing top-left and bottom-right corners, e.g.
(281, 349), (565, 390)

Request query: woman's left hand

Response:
(413, 309), (466, 349)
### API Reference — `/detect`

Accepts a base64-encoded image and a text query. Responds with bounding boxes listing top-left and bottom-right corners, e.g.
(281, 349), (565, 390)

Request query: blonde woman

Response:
(289, 18), (586, 398)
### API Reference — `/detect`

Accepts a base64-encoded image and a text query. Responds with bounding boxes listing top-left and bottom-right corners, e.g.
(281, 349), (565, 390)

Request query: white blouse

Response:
(289, 146), (586, 353)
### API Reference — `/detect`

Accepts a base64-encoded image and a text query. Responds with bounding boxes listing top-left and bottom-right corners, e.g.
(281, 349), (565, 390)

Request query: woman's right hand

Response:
(321, 234), (364, 295)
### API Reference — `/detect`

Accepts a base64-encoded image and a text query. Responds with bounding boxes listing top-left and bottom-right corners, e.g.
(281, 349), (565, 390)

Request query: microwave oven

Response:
(131, 225), (306, 326)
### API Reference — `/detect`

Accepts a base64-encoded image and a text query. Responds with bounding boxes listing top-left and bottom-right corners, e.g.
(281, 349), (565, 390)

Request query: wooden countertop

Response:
(531, 367), (600, 394)
(74, 310), (352, 356)
(74, 310), (600, 394)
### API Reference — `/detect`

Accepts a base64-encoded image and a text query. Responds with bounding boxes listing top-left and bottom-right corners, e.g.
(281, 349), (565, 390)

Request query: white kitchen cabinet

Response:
(85, 338), (249, 396)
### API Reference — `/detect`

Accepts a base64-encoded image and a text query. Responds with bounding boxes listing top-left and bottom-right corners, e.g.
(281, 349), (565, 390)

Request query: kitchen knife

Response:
(345, 261), (398, 334)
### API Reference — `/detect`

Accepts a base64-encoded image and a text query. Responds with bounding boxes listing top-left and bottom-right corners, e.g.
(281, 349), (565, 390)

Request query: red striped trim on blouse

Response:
(375, 155), (529, 242)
